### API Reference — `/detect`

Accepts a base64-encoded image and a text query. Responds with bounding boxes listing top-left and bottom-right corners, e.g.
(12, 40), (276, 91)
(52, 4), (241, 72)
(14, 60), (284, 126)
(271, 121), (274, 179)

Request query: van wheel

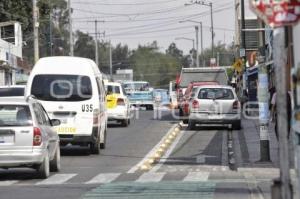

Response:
(50, 146), (61, 172)
(100, 129), (106, 149)
(37, 151), (50, 179)
(232, 121), (241, 130)
(121, 119), (129, 127)
(90, 139), (101, 154)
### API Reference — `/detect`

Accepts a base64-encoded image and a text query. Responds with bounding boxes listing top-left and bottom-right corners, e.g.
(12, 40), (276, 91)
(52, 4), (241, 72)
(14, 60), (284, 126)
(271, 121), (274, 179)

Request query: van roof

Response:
(32, 56), (101, 76)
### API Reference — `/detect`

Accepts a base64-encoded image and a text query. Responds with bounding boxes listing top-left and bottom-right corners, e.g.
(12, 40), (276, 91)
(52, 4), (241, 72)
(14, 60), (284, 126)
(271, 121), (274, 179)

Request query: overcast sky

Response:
(72, 0), (256, 55)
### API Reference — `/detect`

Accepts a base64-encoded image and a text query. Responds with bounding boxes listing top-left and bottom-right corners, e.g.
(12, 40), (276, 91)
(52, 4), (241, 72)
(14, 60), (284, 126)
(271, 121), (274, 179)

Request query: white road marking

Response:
(136, 172), (166, 182)
(36, 174), (77, 185)
(127, 124), (177, 173)
(183, 172), (210, 182)
(244, 172), (265, 199)
(85, 173), (121, 184)
(150, 130), (185, 172)
(0, 180), (18, 186)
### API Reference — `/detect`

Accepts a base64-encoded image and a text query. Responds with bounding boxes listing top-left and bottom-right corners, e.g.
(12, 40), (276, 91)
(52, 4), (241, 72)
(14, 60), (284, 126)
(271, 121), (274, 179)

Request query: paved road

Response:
(0, 110), (274, 199)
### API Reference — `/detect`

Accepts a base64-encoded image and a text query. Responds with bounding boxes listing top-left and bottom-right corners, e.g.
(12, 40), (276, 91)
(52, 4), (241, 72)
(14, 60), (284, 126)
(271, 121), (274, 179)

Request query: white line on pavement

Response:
(183, 171), (210, 182)
(150, 130), (185, 172)
(126, 124), (177, 173)
(136, 172), (166, 182)
(85, 173), (121, 184)
(36, 174), (77, 185)
(0, 180), (18, 186)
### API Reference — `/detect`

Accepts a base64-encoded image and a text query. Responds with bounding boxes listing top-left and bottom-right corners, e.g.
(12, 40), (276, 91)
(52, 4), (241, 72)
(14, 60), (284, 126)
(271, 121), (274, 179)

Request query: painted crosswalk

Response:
(0, 169), (278, 187)
(85, 173), (121, 184)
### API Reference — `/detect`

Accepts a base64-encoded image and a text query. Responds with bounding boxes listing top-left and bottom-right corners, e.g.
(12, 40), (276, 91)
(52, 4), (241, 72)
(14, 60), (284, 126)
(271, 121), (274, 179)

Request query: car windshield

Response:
(31, 75), (92, 101)
(106, 85), (121, 95)
(123, 82), (150, 92)
(0, 105), (32, 127)
(0, 87), (24, 97)
(198, 88), (234, 100)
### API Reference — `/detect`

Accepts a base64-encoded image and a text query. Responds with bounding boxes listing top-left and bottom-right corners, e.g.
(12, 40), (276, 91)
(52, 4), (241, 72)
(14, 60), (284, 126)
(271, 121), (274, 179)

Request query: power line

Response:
(73, 5), (185, 17)
(72, 0), (179, 6)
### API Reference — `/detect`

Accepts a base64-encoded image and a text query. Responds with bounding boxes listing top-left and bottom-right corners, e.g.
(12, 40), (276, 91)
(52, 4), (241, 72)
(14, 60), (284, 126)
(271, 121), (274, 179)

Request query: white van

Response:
(25, 56), (107, 154)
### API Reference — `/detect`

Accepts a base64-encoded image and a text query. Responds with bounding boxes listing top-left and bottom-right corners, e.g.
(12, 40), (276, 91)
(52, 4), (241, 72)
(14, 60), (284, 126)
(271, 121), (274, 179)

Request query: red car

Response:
(179, 81), (219, 123)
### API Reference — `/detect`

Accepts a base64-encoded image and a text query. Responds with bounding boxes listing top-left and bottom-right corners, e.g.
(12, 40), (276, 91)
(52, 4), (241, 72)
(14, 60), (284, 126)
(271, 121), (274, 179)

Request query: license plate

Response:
(0, 134), (14, 144)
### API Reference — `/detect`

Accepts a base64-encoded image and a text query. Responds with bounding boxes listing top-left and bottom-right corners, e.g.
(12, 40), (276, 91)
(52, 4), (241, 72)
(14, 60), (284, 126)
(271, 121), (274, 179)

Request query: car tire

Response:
(146, 105), (154, 111)
(90, 137), (101, 155)
(100, 129), (106, 149)
(183, 118), (188, 124)
(50, 146), (61, 172)
(232, 121), (242, 130)
(37, 150), (50, 179)
(188, 120), (196, 130)
(121, 119), (129, 127)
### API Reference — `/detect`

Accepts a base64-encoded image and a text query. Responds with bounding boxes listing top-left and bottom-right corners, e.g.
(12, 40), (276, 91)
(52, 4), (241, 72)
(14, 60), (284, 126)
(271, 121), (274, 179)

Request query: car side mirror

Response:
(51, 119), (61, 126)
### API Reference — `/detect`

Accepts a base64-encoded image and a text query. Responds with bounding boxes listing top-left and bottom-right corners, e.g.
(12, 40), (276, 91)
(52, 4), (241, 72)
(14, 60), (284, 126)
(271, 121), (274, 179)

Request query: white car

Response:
(188, 85), (241, 130)
(0, 97), (61, 179)
(0, 85), (25, 98)
(105, 82), (131, 127)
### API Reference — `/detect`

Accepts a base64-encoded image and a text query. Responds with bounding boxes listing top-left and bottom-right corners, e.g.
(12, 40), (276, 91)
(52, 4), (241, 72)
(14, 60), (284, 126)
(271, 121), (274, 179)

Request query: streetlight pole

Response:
(95, 20), (99, 66)
(33, 0), (39, 63)
(175, 37), (195, 67)
(68, 0), (73, 56)
(195, 26), (199, 67)
(179, 20), (204, 67)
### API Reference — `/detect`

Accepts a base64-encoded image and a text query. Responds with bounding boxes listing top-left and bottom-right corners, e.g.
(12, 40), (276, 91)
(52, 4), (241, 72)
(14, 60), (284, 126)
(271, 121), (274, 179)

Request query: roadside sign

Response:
(250, 0), (300, 27)
(232, 59), (243, 73)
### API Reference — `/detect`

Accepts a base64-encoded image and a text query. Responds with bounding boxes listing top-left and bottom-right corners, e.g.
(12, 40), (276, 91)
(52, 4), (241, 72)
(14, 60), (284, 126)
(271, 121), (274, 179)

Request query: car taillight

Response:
(33, 127), (42, 146)
(192, 100), (199, 109)
(117, 98), (125, 106)
(233, 100), (240, 109)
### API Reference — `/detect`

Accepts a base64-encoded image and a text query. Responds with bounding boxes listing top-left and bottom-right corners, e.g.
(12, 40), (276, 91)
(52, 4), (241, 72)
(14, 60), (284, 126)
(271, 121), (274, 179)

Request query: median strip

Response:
(138, 123), (183, 172)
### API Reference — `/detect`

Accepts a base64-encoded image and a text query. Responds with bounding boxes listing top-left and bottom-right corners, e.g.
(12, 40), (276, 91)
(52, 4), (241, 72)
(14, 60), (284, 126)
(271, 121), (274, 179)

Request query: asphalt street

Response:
(0, 109), (274, 199)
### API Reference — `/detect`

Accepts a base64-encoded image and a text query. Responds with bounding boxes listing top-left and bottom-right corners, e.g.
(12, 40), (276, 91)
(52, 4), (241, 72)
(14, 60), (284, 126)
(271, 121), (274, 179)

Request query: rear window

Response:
(198, 88), (234, 100)
(31, 75), (92, 101)
(0, 105), (32, 127)
(106, 85), (120, 94)
(0, 87), (24, 97)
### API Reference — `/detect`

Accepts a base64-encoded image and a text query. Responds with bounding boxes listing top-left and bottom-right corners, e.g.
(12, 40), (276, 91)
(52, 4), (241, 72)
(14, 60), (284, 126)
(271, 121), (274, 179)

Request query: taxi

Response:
(105, 82), (131, 127)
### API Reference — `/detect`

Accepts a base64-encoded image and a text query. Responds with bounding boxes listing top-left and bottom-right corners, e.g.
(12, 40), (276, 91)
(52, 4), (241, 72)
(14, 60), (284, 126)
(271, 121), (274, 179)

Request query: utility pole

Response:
(68, 0), (73, 56)
(200, 22), (204, 67)
(209, 2), (214, 58)
(109, 40), (113, 81)
(195, 26), (199, 67)
(257, 48), (271, 163)
(240, 0), (247, 99)
(273, 27), (292, 199)
(49, 0), (53, 56)
(33, 0), (39, 63)
(94, 20), (99, 66)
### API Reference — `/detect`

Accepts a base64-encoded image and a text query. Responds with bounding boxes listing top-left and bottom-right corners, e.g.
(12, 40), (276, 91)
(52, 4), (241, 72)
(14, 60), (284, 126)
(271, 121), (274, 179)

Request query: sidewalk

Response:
(234, 118), (296, 199)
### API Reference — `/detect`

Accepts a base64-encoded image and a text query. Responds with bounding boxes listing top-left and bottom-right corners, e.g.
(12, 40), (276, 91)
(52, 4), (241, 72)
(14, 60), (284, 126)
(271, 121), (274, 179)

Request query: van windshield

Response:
(31, 75), (92, 101)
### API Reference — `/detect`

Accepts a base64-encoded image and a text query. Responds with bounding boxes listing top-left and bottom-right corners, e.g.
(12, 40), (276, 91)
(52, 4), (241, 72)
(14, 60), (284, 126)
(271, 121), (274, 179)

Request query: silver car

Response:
(188, 85), (241, 130)
(0, 97), (61, 179)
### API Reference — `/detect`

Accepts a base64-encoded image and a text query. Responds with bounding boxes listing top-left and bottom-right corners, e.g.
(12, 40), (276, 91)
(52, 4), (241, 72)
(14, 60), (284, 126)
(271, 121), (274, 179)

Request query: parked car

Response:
(0, 85), (25, 98)
(105, 82), (131, 127)
(0, 97), (61, 179)
(25, 56), (107, 154)
(175, 67), (229, 112)
(180, 81), (219, 123)
(188, 85), (241, 130)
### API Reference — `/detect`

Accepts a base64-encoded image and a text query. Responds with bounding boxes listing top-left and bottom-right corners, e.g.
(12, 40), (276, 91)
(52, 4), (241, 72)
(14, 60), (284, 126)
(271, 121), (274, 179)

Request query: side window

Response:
(32, 103), (43, 125)
(39, 104), (51, 126)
